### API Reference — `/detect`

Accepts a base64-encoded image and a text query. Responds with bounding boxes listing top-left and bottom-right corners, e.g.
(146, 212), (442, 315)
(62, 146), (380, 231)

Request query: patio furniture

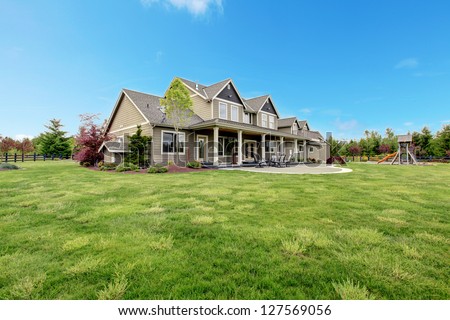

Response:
(253, 154), (267, 167)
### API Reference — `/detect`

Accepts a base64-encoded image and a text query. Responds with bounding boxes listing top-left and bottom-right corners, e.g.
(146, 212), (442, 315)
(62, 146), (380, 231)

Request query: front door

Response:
(197, 135), (208, 162)
(244, 140), (257, 160)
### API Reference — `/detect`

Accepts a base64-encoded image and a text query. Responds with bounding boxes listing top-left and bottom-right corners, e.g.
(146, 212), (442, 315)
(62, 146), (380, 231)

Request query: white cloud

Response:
(413, 71), (447, 77)
(334, 118), (358, 131)
(395, 58), (418, 69)
(441, 120), (450, 123)
(403, 122), (414, 126)
(140, 0), (223, 16)
(300, 108), (312, 114)
(15, 134), (34, 141)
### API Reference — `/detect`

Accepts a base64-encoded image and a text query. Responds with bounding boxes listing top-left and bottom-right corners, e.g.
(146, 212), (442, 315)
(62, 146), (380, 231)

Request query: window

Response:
(231, 105), (238, 121)
(309, 146), (314, 153)
(219, 102), (227, 119)
(292, 124), (298, 135)
(269, 115), (275, 129)
(265, 141), (277, 153)
(162, 131), (185, 154)
(218, 137), (235, 156)
(243, 112), (251, 124)
(261, 113), (268, 127)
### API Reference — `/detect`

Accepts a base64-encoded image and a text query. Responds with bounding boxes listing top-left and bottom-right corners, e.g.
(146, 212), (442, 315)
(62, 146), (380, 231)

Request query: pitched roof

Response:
(278, 117), (297, 128)
(306, 130), (324, 140)
(243, 95), (270, 112)
(123, 89), (204, 127)
(297, 120), (308, 129)
(178, 77), (208, 97)
(203, 78), (231, 99)
(398, 134), (412, 143)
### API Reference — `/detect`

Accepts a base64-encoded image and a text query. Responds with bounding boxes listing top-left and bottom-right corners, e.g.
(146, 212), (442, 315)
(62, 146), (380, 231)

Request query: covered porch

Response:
(190, 120), (310, 167)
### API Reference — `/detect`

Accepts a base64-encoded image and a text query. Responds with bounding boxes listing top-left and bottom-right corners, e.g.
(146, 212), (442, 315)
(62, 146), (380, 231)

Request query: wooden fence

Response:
(0, 153), (74, 163)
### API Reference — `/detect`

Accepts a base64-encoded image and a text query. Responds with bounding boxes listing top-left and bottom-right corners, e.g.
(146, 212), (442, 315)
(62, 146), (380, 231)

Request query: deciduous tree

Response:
(16, 138), (34, 154)
(74, 114), (110, 166)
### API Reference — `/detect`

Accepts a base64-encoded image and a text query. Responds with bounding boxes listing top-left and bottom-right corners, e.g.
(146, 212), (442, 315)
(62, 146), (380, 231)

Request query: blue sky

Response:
(1, 0), (449, 141)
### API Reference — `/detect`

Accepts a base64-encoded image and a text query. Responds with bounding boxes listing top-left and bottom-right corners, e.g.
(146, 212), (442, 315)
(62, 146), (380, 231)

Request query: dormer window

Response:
(293, 123), (298, 134)
(231, 105), (238, 122)
(219, 102), (227, 119)
(244, 112), (251, 124)
(261, 114), (268, 127)
(269, 115), (275, 129)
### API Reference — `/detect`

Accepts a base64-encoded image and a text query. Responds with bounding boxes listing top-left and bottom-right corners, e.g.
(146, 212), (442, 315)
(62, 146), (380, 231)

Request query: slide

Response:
(377, 152), (397, 164)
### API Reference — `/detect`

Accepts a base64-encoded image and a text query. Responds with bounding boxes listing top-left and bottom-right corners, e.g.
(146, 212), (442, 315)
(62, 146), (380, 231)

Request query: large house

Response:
(101, 77), (329, 166)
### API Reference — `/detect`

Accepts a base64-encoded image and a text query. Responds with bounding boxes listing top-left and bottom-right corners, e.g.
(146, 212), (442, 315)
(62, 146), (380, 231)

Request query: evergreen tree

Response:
(413, 127), (434, 156)
(40, 119), (72, 157)
(125, 125), (151, 167)
(435, 124), (450, 157)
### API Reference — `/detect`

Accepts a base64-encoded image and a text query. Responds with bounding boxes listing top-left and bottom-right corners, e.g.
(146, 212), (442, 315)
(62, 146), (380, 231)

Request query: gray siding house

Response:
(100, 77), (329, 166)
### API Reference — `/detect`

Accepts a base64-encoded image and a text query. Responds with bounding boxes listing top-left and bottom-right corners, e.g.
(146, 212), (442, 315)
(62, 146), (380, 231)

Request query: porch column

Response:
(213, 126), (219, 166)
(280, 137), (284, 154)
(237, 130), (243, 165)
(294, 139), (298, 161)
(261, 134), (266, 160)
(303, 140), (307, 162)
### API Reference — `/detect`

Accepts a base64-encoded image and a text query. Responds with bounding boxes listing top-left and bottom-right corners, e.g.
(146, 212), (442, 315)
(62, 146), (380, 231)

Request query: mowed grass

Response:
(0, 161), (449, 300)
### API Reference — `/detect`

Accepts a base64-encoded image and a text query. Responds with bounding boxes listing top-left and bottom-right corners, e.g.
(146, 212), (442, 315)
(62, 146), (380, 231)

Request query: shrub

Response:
(100, 162), (117, 171)
(147, 164), (168, 174)
(0, 163), (20, 170)
(186, 161), (201, 169)
(80, 162), (91, 167)
(327, 156), (346, 165)
(115, 162), (139, 172)
(97, 161), (104, 168)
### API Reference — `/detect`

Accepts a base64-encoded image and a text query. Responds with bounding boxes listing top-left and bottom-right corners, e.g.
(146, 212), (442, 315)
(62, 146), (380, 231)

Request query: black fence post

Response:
(22, 153), (24, 162)
(51, 154), (55, 161)
(34, 153), (36, 161)
(43, 154), (46, 161)
(14, 153), (17, 162)
(5, 153), (8, 163)
(59, 153), (62, 160)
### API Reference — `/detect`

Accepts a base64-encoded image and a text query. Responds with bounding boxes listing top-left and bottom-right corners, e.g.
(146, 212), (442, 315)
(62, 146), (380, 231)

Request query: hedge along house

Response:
(100, 77), (329, 166)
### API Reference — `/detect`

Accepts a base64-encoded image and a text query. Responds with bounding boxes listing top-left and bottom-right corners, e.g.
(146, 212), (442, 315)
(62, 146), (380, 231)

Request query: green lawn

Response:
(0, 161), (449, 300)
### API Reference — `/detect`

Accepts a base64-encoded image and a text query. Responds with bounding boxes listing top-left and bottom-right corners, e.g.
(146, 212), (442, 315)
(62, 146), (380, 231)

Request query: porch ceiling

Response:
(190, 119), (310, 141)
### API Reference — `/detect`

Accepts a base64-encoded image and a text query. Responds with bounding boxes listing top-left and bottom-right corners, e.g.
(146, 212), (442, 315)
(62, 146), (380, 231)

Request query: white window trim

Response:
(231, 105), (239, 122)
(243, 112), (250, 124)
(269, 115), (275, 129)
(161, 130), (186, 155)
(261, 113), (268, 128)
(219, 102), (227, 120)
(309, 146), (314, 153)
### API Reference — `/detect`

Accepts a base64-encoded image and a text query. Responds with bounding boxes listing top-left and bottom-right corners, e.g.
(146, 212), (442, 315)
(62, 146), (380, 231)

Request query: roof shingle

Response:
(123, 89), (204, 127)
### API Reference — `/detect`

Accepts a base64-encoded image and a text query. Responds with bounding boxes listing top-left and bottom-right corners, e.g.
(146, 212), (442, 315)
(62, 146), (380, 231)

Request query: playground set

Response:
(377, 134), (417, 165)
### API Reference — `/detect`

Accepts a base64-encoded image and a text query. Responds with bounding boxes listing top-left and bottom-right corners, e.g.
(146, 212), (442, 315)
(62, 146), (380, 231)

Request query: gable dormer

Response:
(216, 82), (244, 105)
(211, 80), (250, 123)
(261, 98), (277, 115)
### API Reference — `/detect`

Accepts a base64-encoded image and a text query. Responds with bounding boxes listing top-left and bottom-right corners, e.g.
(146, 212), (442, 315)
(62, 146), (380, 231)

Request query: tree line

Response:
(330, 125), (450, 158)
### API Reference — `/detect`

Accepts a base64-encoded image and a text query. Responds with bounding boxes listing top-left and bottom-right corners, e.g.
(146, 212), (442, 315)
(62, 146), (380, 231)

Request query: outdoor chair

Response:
(279, 156), (292, 168)
(268, 155), (279, 167)
(253, 154), (267, 167)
